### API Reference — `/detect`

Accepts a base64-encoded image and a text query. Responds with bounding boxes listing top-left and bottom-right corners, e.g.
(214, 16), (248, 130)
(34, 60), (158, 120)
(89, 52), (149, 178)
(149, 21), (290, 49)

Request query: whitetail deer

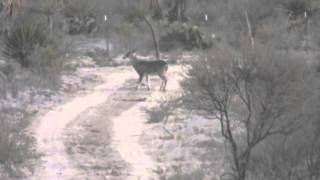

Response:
(123, 50), (168, 91)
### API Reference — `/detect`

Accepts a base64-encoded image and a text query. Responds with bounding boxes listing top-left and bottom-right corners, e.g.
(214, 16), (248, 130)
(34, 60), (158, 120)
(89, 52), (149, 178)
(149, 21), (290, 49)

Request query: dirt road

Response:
(30, 66), (181, 180)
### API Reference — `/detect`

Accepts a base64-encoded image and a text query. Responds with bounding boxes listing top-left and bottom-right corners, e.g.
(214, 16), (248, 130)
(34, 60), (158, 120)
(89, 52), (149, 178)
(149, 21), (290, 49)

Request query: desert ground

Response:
(25, 55), (219, 180)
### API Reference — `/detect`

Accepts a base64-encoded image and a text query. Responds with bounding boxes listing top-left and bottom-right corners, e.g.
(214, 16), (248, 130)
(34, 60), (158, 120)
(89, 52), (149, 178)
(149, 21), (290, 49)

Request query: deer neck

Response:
(130, 55), (140, 63)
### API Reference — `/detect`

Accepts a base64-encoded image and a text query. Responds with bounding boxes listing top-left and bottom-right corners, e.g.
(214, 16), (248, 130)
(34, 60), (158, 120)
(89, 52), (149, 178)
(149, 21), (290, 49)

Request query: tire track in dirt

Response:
(30, 67), (137, 180)
(64, 81), (153, 179)
(31, 65), (181, 180)
(108, 65), (183, 180)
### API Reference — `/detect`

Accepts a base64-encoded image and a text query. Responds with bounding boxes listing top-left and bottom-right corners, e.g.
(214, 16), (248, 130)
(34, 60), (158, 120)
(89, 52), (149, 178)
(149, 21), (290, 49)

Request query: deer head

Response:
(123, 49), (137, 59)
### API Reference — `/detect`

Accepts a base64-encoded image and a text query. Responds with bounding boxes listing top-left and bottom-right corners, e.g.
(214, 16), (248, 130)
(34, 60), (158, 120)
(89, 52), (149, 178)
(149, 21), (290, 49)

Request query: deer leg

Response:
(146, 75), (151, 90)
(159, 75), (167, 91)
(162, 77), (167, 91)
(159, 76), (164, 91)
(160, 80), (164, 91)
(137, 74), (143, 90)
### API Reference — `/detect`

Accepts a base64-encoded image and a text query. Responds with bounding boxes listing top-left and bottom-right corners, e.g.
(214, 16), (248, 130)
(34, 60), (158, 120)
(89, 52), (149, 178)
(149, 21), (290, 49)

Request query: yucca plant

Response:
(2, 20), (47, 68)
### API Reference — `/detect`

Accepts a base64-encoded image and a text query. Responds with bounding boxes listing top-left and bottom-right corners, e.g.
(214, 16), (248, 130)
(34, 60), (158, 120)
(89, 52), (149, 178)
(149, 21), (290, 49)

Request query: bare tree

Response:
(167, 0), (187, 22)
(149, 0), (163, 20)
(126, 0), (161, 60)
(180, 46), (311, 180)
(142, 16), (160, 60)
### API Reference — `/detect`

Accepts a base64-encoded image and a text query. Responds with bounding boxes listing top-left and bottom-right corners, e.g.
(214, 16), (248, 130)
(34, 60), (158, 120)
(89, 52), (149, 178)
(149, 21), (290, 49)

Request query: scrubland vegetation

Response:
(0, 0), (320, 179)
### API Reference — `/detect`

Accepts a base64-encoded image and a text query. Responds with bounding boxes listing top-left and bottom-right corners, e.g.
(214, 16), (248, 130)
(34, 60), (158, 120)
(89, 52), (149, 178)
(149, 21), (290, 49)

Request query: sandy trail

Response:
(111, 102), (155, 180)
(31, 67), (133, 179)
(111, 66), (182, 180)
(31, 65), (182, 180)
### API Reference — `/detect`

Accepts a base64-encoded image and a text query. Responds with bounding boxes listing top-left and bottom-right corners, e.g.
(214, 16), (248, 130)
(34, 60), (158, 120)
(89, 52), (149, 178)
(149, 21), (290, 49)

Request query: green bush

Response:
(86, 48), (119, 66)
(167, 170), (204, 180)
(160, 22), (213, 51)
(145, 98), (176, 124)
(145, 105), (167, 123)
(0, 108), (35, 178)
(279, 0), (314, 19)
(155, 167), (205, 180)
(30, 45), (64, 80)
(63, 0), (97, 35)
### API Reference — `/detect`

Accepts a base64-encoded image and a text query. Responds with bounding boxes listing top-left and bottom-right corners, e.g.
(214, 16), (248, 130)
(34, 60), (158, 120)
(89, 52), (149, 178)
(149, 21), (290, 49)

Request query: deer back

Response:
(132, 59), (168, 75)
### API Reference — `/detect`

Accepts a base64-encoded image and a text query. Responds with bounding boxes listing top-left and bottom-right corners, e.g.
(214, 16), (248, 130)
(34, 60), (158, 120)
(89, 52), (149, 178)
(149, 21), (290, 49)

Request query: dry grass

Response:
(0, 107), (36, 178)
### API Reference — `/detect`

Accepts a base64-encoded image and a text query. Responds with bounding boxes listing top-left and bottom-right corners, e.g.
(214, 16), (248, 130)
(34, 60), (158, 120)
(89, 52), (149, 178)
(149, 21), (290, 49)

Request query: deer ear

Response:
(123, 49), (137, 58)
(123, 51), (131, 59)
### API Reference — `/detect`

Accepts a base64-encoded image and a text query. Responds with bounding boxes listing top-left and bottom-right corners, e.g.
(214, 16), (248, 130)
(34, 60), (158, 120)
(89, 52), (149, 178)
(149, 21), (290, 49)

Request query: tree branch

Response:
(244, 11), (255, 49)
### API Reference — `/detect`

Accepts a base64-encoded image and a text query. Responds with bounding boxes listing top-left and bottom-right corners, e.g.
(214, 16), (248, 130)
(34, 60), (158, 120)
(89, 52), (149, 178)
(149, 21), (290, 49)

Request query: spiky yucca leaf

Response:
(3, 21), (47, 68)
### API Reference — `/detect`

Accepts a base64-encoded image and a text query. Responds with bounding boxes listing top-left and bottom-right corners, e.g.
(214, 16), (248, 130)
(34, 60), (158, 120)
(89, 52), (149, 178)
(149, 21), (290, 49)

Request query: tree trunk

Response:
(143, 16), (160, 60)
(150, 0), (163, 20)
(303, 12), (310, 53)
(4, 0), (23, 17)
(104, 14), (110, 57)
(244, 11), (255, 49)
(48, 15), (53, 36)
(168, 0), (187, 22)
